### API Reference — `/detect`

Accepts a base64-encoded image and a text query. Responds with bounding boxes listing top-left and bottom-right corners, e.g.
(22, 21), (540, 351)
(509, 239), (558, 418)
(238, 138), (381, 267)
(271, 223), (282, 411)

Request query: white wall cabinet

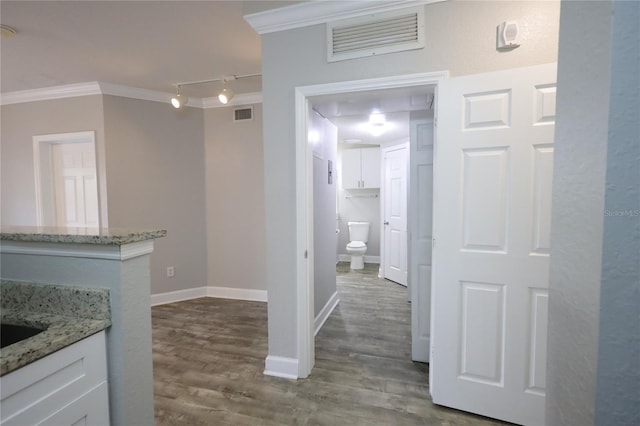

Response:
(0, 331), (109, 426)
(341, 147), (381, 189)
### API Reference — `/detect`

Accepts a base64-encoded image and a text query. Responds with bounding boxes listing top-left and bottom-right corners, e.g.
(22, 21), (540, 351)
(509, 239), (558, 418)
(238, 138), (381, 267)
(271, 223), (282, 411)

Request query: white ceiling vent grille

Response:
(327, 7), (424, 63)
(233, 106), (254, 122)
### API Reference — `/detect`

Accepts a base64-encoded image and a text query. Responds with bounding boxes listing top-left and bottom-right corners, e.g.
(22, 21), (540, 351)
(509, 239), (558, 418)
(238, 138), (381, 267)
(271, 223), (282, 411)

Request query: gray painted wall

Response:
(260, 0), (560, 360)
(595, 1), (640, 424)
(102, 95), (207, 295)
(0, 96), (105, 226)
(312, 112), (337, 316)
(204, 104), (267, 291)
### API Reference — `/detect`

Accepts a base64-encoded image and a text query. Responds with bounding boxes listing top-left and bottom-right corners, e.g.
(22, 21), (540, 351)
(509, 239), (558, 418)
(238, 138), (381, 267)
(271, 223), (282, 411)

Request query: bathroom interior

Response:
(309, 86), (435, 283)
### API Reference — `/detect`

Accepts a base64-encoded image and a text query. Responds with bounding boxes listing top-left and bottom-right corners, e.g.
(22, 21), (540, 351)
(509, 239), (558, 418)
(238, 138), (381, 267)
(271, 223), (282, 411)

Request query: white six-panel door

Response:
(382, 144), (408, 286)
(52, 142), (100, 228)
(431, 63), (556, 425)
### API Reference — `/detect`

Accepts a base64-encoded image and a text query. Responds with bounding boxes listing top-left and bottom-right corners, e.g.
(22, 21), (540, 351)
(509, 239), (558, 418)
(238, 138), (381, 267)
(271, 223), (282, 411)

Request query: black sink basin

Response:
(1, 323), (46, 348)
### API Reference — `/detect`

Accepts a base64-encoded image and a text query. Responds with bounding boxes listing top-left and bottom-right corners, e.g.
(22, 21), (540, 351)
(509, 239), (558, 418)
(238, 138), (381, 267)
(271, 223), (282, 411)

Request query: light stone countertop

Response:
(0, 280), (112, 376)
(0, 226), (167, 245)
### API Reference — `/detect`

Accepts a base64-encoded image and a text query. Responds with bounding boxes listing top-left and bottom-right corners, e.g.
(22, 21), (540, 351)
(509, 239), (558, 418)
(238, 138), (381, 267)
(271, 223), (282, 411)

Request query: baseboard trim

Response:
(151, 286), (267, 306)
(264, 355), (298, 380)
(206, 286), (268, 302)
(337, 254), (381, 264)
(314, 291), (339, 336)
(151, 287), (208, 306)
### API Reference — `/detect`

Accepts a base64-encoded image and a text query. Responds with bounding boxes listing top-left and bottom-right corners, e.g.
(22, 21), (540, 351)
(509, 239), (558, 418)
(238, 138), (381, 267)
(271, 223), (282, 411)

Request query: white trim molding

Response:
(1, 81), (263, 108)
(206, 286), (268, 302)
(0, 240), (155, 261)
(151, 287), (208, 306)
(0, 82), (102, 105)
(264, 356), (299, 380)
(315, 291), (339, 336)
(150, 286), (267, 306)
(244, 0), (446, 35)
(338, 254), (381, 264)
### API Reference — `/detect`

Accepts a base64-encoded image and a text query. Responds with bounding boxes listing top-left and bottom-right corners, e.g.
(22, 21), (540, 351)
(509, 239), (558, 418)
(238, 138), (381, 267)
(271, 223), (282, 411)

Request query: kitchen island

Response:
(0, 226), (166, 426)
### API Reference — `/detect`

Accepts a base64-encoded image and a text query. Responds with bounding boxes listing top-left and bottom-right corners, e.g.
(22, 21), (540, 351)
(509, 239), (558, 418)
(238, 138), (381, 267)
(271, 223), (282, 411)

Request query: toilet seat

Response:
(347, 241), (366, 249)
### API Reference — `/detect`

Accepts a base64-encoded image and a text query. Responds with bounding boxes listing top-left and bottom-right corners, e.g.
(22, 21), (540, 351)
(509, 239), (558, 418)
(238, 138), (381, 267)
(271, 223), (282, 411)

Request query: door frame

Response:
(294, 71), (448, 378)
(33, 131), (108, 228)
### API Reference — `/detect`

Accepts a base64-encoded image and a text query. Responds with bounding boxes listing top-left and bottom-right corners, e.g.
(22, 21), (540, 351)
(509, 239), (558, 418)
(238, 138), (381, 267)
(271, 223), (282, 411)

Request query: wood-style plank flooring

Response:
(152, 263), (504, 425)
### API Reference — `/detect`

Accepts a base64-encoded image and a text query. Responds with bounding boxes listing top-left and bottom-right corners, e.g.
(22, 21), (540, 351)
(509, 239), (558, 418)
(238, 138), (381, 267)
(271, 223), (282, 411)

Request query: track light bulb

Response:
(171, 89), (188, 109)
(218, 87), (234, 105)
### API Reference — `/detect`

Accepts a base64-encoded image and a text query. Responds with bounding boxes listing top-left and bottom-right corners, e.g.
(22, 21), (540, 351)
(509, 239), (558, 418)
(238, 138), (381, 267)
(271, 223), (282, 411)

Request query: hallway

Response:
(152, 263), (504, 425)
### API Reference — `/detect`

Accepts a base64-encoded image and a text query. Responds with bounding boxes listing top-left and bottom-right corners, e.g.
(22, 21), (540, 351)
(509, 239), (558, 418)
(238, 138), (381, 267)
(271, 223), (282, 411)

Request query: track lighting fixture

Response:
(169, 73), (260, 108)
(218, 85), (234, 105)
(170, 86), (188, 109)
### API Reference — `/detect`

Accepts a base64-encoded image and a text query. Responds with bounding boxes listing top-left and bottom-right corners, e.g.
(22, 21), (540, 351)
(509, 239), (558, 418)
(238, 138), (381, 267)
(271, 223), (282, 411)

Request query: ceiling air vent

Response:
(233, 106), (254, 122)
(327, 7), (424, 63)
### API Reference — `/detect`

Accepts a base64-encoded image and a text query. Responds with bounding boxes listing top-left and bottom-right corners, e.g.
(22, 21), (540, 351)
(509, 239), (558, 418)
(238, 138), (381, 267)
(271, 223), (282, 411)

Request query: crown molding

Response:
(201, 91), (263, 109)
(244, 0), (445, 35)
(0, 82), (101, 105)
(1, 82), (262, 108)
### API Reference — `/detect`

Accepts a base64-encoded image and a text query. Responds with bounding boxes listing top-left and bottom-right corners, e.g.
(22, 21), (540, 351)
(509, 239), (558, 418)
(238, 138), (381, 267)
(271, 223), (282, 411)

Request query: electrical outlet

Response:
(166, 266), (175, 277)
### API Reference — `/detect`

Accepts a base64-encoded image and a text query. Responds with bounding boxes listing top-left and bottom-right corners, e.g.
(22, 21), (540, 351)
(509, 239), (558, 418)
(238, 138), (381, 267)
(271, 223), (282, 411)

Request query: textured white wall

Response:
(594, 1), (640, 424)
(261, 0), (560, 361)
(204, 104), (267, 291)
(547, 1), (613, 424)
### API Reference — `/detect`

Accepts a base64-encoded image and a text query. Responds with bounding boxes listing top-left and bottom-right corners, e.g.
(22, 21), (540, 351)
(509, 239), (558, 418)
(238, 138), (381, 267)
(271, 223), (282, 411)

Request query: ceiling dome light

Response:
(218, 87), (234, 105)
(368, 112), (386, 136)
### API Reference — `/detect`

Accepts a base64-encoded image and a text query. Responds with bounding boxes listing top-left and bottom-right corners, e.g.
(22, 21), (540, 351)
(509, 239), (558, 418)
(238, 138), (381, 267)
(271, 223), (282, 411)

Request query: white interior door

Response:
(409, 110), (434, 363)
(382, 144), (408, 286)
(52, 142), (100, 227)
(430, 63), (556, 425)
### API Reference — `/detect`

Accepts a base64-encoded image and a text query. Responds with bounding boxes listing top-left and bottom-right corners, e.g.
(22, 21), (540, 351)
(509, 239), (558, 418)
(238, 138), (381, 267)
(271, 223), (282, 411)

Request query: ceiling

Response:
(0, 1), (266, 98)
(1, 0), (434, 143)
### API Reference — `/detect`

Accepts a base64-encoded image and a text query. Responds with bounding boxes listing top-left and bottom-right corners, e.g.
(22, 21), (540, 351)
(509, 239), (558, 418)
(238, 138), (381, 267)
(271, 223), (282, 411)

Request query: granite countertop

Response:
(0, 226), (167, 245)
(0, 280), (112, 376)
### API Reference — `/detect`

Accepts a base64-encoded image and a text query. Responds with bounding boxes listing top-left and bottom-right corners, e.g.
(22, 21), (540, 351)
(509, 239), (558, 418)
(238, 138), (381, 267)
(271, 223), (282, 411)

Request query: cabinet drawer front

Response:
(1, 331), (107, 425)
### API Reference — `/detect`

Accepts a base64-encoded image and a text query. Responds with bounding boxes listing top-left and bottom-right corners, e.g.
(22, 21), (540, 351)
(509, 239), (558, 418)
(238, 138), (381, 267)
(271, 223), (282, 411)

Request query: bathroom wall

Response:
(336, 144), (381, 260)
(312, 111), (338, 316)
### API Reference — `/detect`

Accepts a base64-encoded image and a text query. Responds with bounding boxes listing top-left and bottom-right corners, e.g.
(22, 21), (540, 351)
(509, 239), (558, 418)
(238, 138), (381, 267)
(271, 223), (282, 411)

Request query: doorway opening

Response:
(294, 72), (446, 378)
(33, 131), (108, 228)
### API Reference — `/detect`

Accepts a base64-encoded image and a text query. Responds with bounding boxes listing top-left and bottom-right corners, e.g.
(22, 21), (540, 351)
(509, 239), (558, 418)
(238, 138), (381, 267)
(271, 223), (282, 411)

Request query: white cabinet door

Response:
(341, 149), (362, 189)
(360, 147), (381, 188)
(431, 63), (556, 425)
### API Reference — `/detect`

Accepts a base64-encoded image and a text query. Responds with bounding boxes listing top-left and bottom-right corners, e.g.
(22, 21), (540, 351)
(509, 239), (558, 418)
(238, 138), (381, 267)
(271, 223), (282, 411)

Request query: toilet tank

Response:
(347, 222), (370, 243)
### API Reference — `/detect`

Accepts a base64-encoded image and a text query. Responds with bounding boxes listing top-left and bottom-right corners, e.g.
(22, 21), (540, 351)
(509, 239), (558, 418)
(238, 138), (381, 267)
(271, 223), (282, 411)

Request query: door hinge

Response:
(304, 250), (308, 259)
(432, 238), (436, 249)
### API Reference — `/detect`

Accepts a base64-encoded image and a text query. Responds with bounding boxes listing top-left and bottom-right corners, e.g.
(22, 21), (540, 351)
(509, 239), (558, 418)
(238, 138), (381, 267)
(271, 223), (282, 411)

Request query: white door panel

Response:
(409, 112), (434, 363)
(431, 63), (556, 425)
(52, 142), (100, 228)
(382, 145), (407, 286)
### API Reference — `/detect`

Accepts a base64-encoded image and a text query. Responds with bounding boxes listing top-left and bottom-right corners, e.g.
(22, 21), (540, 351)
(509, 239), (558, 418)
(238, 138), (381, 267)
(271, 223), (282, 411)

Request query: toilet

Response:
(346, 221), (370, 270)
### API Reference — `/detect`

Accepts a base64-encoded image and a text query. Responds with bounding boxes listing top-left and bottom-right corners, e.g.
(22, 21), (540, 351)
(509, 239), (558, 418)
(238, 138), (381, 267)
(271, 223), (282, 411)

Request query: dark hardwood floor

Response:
(152, 263), (504, 425)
